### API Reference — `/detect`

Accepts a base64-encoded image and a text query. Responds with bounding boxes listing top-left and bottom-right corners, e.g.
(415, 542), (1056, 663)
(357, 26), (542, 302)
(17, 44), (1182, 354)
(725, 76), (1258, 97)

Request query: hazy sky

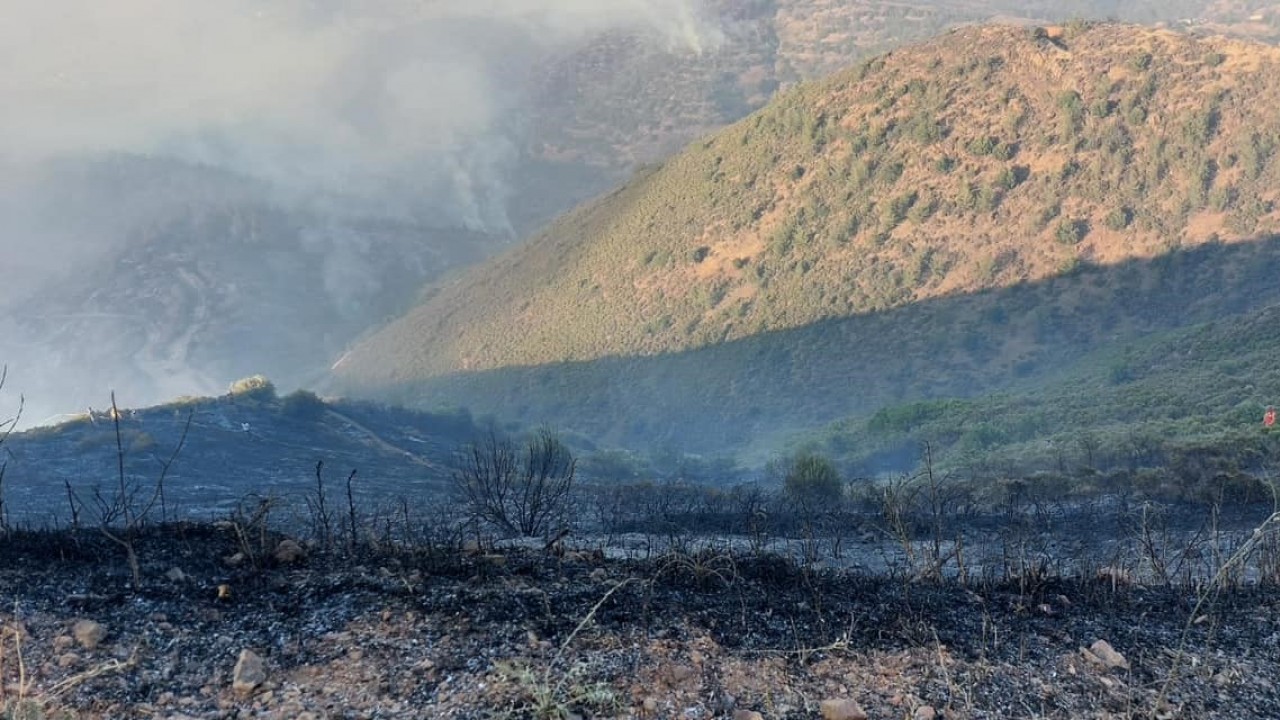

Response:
(0, 0), (719, 226)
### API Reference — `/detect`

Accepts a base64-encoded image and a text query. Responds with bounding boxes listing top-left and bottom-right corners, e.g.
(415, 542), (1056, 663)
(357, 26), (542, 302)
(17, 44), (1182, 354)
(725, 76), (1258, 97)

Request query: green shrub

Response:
(783, 452), (843, 509)
(1105, 206), (1132, 231)
(1129, 51), (1153, 72)
(966, 136), (996, 157)
(1054, 218), (1087, 245)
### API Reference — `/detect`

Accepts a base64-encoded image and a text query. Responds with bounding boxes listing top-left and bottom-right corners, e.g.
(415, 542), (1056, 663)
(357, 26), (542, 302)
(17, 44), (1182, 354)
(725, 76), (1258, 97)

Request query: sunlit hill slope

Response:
(336, 23), (1280, 458)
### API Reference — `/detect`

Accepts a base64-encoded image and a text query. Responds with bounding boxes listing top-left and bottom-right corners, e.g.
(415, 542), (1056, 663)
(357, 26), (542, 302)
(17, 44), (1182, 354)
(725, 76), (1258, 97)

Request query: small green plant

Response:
(496, 580), (633, 719)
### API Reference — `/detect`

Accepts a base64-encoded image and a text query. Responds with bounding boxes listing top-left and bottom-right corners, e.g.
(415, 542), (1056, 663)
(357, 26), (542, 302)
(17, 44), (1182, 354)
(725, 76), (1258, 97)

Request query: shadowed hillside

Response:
(346, 234), (1280, 465)
(0, 385), (480, 524)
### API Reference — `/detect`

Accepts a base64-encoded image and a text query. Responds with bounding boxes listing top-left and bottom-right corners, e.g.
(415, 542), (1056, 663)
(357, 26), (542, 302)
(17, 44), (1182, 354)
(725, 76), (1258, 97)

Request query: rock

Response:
(642, 697), (658, 712)
(57, 652), (81, 668)
(733, 711), (764, 720)
(1087, 640), (1130, 670)
(165, 567), (187, 582)
(589, 568), (608, 582)
(232, 649), (267, 696)
(915, 706), (938, 720)
(223, 552), (246, 567)
(820, 698), (868, 720)
(73, 619), (107, 650)
(273, 539), (306, 564)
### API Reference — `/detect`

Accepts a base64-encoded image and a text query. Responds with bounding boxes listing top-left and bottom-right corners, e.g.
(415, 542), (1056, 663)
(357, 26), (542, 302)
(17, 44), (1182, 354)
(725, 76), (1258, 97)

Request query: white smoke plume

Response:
(0, 0), (721, 228)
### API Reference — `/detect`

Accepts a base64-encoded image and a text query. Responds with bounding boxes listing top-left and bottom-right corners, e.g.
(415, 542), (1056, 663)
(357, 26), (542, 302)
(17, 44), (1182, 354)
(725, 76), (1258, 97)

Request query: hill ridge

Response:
(338, 22), (1280, 386)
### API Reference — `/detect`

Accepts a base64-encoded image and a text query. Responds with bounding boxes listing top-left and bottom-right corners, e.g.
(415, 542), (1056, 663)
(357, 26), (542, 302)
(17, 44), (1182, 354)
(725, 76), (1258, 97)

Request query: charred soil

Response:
(2, 525), (1280, 719)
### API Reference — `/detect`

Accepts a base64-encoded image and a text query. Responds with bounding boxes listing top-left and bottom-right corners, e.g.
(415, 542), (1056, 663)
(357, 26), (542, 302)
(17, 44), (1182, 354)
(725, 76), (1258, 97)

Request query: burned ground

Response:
(3, 523), (1280, 719)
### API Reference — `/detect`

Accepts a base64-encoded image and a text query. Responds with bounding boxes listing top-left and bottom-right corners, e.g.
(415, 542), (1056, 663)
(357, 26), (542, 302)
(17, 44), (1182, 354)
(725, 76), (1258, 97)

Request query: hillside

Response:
(522, 0), (1280, 205)
(0, 384), (479, 525)
(8, 5), (1280, 428)
(335, 23), (1280, 457)
(343, 24), (1280, 379)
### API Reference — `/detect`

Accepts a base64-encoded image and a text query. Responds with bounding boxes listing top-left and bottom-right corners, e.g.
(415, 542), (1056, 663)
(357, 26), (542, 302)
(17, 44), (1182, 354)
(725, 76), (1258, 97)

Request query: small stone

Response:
(1087, 640), (1130, 670)
(733, 711), (764, 720)
(232, 649), (267, 696)
(642, 697), (658, 712)
(73, 620), (107, 650)
(223, 552), (246, 567)
(820, 698), (868, 720)
(914, 706), (938, 720)
(589, 568), (608, 582)
(165, 567), (187, 582)
(57, 652), (81, 668)
(273, 539), (306, 564)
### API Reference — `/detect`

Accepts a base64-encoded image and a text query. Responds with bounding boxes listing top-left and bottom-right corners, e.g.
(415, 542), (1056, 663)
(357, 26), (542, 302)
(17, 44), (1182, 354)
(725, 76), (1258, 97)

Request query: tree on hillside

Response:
(777, 451), (848, 562)
(783, 452), (843, 511)
(454, 428), (576, 537)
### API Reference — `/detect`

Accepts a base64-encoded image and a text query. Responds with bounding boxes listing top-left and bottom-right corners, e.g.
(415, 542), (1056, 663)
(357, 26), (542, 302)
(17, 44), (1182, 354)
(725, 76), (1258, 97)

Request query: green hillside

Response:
(815, 298), (1280, 479)
(341, 23), (1280, 380)
(333, 23), (1280, 462)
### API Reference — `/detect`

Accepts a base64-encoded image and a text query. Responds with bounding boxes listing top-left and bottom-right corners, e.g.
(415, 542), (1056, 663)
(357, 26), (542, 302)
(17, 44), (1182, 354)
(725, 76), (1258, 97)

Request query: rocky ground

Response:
(2, 525), (1280, 719)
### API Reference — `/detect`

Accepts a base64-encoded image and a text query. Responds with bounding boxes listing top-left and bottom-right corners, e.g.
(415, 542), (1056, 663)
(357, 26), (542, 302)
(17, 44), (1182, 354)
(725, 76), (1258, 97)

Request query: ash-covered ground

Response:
(3, 522), (1280, 719)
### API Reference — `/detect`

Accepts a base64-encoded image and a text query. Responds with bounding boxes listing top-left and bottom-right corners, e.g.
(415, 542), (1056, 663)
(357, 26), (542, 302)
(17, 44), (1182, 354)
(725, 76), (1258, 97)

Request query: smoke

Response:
(0, 0), (722, 230)
(0, 0), (722, 425)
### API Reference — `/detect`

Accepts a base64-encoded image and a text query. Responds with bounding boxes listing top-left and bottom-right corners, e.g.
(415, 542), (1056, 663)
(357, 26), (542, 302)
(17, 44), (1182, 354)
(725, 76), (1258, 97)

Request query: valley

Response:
(10, 8), (1280, 718)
